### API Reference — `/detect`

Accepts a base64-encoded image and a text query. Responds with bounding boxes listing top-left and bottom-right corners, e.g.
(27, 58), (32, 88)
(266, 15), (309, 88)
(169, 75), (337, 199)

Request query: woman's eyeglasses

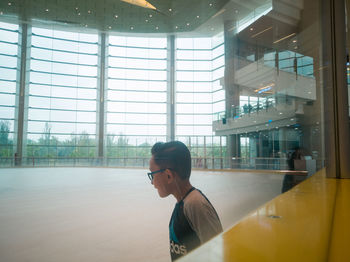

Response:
(147, 169), (166, 181)
(147, 168), (173, 181)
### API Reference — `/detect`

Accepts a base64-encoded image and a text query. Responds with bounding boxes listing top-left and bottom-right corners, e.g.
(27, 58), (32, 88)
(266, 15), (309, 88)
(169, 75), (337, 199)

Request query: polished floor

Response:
(0, 168), (283, 262)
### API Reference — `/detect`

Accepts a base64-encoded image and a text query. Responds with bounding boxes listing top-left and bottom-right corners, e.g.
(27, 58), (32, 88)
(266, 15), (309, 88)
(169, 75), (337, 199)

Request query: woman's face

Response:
(149, 156), (171, 198)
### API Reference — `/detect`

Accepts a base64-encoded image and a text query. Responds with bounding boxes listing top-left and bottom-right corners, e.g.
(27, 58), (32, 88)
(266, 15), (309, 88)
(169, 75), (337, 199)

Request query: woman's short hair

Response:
(151, 141), (191, 180)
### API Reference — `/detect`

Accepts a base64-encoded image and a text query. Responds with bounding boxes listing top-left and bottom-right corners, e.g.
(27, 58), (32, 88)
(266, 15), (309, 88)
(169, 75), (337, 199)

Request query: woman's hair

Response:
(151, 141), (191, 180)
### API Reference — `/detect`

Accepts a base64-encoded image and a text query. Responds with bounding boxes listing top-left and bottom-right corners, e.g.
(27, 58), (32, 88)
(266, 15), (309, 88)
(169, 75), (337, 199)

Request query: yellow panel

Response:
(180, 170), (338, 262)
(328, 179), (350, 262)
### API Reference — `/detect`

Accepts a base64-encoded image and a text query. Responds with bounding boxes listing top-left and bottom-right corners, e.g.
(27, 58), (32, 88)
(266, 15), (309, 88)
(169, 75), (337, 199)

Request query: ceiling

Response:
(0, 0), (270, 36)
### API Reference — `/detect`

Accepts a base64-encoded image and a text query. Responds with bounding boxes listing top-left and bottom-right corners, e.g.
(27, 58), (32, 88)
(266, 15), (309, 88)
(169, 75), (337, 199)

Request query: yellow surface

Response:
(328, 179), (350, 262)
(180, 169), (350, 262)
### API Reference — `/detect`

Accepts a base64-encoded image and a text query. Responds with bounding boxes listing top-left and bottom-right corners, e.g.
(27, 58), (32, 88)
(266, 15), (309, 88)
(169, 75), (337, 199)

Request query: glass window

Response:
(27, 26), (98, 158)
(0, 22), (18, 158)
(106, 35), (167, 158)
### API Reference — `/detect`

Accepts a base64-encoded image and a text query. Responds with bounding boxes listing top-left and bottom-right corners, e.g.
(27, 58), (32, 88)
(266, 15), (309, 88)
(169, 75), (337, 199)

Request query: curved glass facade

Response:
(0, 22), (18, 159)
(106, 36), (168, 164)
(0, 22), (227, 167)
(175, 35), (226, 168)
(26, 27), (98, 164)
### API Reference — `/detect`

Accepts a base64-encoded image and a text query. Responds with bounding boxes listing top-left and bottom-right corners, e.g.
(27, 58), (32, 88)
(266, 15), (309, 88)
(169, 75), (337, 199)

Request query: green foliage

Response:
(5, 121), (225, 161)
(0, 120), (13, 157)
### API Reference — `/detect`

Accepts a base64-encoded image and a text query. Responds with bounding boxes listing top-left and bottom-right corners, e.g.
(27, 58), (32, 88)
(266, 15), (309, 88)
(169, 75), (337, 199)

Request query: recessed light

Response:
(8, 2), (11, 6)
(77, 12), (81, 15)
(175, 26), (178, 29)
(211, 28), (214, 31)
(250, 27), (254, 31)
(0, 11), (3, 15)
(145, 19), (149, 22)
(293, 40), (297, 43)
(235, 9), (238, 13)
(88, 10), (91, 14)
(186, 23), (190, 26)
(149, 14), (152, 17)
(209, 3), (213, 6)
(130, 26), (134, 30)
(85, 24), (88, 27)
(155, 26), (159, 30)
(75, 7), (78, 10)
(45, 8), (49, 12)
(108, 26), (112, 29)
(115, 15), (118, 18)
(196, 15), (200, 18)
(169, 8), (172, 11)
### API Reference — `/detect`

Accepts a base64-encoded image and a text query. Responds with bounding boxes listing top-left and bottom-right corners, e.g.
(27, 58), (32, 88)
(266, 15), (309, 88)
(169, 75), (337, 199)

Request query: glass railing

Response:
(236, 54), (314, 79)
(0, 156), (291, 170)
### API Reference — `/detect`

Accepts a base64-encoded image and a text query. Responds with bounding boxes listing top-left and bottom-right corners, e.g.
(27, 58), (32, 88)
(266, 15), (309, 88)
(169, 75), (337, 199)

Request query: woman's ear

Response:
(165, 169), (174, 184)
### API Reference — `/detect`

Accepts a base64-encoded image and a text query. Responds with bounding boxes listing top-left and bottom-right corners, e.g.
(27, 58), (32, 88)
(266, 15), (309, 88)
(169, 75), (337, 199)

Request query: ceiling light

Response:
(75, 7), (78, 10)
(77, 12), (81, 15)
(121, 0), (157, 10)
(196, 15), (200, 18)
(175, 26), (178, 29)
(108, 26), (112, 29)
(145, 19), (149, 22)
(88, 10), (91, 14)
(155, 26), (159, 30)
(293, 39), (297, 43)
(115, 15), (118, 18)
(0, 11), (3, 15)
(250, 27), (253, 31)
(273, 33), (296, 44)
(212, 9), (226, 18)
(8, 2), (11, 6)
(209, 3), (213, 6)
(186, 23), (190, 26)
(45, 8), (49, 12)
(130, 26), (134, 30)
(235, 10), (238, 13)
(169, 8), (172, 11)
(251, 27), (272, 38)
(85, 24), (88, 27)
(211, 28), (214, 31)
(149, 14), (153, 17)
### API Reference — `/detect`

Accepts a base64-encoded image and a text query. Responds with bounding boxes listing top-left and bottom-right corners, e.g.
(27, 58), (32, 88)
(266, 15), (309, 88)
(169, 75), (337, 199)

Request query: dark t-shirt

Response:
(169, 188), (223, 261)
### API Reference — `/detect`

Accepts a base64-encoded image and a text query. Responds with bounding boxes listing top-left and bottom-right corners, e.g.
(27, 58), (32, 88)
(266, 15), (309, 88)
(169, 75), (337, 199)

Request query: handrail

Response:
(1, 156), (293, 170)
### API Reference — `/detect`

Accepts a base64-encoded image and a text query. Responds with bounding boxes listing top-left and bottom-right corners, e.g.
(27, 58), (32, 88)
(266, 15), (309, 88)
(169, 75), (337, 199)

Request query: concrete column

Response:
(322, 0), (350, 178)
(15, 23), (30, 166)
(167, 35), (175, 141)
(224, 21), (241, 167)
(97, 32), (107, 164)
(224, 20), (240, 119)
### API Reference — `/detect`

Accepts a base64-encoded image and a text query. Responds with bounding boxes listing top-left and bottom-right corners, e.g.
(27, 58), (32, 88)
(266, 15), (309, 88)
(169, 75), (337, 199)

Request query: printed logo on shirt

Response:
(170, 240), (187, 256)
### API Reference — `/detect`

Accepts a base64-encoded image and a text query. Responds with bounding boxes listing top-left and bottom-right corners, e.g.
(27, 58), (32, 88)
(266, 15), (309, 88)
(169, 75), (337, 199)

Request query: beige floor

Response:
(0, 168), (283, 262)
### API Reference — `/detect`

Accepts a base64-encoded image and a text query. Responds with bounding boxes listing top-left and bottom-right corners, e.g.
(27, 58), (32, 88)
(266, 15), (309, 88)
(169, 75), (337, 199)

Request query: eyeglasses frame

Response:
(147, 168), (173, 181)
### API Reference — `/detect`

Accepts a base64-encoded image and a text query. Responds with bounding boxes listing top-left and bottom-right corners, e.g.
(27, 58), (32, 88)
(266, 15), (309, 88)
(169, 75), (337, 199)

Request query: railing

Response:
(0, 156), (291, 170)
